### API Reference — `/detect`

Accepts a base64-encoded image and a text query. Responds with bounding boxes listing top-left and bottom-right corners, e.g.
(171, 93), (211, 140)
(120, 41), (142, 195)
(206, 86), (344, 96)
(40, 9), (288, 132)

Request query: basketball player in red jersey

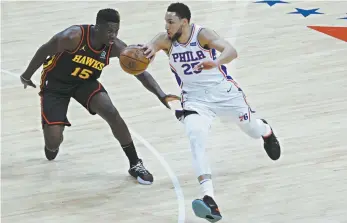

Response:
(19, 8), (179, 185)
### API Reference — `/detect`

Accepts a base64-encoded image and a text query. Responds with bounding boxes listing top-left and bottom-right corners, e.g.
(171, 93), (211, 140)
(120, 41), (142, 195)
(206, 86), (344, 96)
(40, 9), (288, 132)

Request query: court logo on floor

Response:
(253, 1), (347, 42)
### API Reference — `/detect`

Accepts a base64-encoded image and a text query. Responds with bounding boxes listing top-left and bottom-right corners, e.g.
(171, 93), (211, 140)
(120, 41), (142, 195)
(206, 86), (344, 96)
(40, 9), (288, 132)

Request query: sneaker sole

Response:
(137, 176), (153, 185)
(192, 199), (222, 222)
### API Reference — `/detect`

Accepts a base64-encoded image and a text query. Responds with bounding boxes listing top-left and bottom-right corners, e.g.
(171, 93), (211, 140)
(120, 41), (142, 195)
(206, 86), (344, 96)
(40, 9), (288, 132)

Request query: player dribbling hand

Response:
(141, 44), (157, 59)
(159, 94), (181, 109)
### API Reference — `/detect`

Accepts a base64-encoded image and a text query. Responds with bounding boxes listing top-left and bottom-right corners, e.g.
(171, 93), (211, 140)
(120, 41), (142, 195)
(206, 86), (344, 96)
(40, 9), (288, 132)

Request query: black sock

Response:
(121, 142), (139, 166)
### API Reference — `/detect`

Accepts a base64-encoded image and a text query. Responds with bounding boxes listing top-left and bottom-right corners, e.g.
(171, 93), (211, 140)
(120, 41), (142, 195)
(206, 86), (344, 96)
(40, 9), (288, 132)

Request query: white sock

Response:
(200, 178), (215, 198)
(257, 119), (272, 137)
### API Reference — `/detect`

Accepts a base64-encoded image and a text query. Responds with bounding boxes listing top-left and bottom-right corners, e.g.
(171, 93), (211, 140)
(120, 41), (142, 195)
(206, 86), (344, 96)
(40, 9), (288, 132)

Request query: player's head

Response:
(95, 8), (120, 46)
(165, 2), (191, 41)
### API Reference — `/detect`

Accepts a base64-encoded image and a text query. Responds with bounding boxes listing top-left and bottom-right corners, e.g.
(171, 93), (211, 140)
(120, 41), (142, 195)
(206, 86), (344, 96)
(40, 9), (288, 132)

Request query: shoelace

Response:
(131, 162), (148, 174)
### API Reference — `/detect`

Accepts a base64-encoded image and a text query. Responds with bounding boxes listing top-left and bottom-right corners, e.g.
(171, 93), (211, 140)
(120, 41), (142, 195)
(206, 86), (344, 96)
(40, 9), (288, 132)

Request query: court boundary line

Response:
(1, 69), (186, 223)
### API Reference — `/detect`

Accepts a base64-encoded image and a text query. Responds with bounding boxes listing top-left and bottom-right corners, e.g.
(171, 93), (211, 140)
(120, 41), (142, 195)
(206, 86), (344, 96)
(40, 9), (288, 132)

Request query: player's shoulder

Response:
(56, 25), (84, 42)
(156, 32), (172, 49)
(197, 26), (216, 39)
(113, 37), (127, 48)
(49, 25), (85, 53)
(196, 26), (219, 47)
(108, 37), (127, 58)
(157, 31), (170, 40)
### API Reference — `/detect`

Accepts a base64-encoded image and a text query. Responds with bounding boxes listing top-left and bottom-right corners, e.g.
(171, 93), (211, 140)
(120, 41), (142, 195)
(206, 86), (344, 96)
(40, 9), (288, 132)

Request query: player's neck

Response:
(177, 24), (193, 44)
(90, 26), (104, 50)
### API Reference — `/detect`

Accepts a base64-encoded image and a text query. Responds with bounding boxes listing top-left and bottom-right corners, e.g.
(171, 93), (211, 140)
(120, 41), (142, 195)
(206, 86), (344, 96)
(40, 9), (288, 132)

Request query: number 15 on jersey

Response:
(71, 67), (93, 79)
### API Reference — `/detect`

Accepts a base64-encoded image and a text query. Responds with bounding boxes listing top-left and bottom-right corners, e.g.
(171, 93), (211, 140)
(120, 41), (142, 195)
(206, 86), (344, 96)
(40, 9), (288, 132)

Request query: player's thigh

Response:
(180, 102), (215, 141)
(217, 94), (254, 125)
(40, 91), (71, 128)
(72, 80), (114, 115)
(182, 101), (216, 122)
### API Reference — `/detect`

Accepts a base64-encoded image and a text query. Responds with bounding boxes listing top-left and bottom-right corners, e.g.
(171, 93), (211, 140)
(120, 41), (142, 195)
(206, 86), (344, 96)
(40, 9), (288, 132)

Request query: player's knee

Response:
(103, 104), (118, 117)
(43, 125), (64, 150)
(184, 114), (209, 143)
(45, 137), (62, 150)
(103, 106), (125, 126)
(94, 100), (120, 120)
(238, 121), (262, 139)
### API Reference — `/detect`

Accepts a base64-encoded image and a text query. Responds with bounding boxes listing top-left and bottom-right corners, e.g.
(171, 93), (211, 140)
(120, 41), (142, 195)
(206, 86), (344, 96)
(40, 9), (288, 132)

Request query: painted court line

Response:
(1, 68), (186, 223)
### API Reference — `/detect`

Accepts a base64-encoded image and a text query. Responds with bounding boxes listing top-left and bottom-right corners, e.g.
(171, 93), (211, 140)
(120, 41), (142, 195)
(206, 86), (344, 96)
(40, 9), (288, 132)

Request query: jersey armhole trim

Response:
(196, 28), (210, 53)
(87, 25), (106, 53)
(66, 25), (85, 54)
(106, 44), (113, 65)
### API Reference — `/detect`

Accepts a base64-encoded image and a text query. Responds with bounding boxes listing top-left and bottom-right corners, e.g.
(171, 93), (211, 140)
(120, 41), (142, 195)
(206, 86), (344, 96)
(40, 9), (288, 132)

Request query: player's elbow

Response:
(229, 45), (238, 60)
(40, 36), (61, 56)
(36, 42), (54, 59)
(233, 49), (238, 59)
(135, 71), (147, 80)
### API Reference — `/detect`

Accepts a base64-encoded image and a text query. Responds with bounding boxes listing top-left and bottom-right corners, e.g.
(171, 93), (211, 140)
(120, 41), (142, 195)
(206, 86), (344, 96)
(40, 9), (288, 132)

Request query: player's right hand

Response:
(141, 44), (156, 59)
(20, 75), (36, 89)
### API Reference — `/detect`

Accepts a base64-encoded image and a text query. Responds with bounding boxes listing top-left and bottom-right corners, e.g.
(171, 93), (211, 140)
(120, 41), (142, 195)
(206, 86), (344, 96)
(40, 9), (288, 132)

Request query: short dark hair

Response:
(96, 8), (120, 24)
(167, 2), (191, 22)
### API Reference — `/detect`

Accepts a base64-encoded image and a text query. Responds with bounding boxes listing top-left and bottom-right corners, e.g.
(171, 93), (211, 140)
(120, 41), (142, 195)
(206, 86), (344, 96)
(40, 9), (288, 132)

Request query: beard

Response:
(170, 25), (183, 42)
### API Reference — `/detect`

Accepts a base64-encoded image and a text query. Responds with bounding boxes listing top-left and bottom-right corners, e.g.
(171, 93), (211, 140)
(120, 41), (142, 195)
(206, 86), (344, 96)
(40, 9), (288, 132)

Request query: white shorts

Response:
(180, 78), (254, 124)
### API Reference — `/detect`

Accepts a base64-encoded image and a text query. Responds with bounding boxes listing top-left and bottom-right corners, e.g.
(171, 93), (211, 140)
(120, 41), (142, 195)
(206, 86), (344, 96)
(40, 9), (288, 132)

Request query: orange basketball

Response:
(119, 45), (150, 75)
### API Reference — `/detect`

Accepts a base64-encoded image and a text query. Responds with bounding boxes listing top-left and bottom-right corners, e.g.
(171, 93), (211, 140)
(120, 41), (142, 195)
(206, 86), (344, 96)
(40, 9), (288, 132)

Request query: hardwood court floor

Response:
(1, 1), (347, 223)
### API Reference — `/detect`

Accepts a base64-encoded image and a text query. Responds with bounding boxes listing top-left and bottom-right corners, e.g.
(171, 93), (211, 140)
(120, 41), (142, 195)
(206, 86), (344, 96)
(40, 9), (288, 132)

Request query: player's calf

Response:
(89, 92), (154, 184)
(43, 125), (65, 161)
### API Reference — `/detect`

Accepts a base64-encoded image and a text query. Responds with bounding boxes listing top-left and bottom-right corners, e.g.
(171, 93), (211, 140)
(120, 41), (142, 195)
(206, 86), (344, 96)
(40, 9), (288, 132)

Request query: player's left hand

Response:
(159, 94), (181, 109)
(193, 60), (219, 71)
(20, 75), (36, 89)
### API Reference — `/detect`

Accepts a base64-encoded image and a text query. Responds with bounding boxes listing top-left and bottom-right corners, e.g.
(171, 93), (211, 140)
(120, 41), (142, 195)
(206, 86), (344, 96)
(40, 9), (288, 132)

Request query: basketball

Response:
(119, 45), (150, 75)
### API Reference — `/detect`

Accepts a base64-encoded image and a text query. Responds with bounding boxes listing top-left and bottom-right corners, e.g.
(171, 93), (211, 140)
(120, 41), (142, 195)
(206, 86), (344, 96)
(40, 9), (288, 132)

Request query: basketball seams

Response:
(119, 59), (147, 72)
(119, 54), (149, 65)
(119, 45), (150, 75)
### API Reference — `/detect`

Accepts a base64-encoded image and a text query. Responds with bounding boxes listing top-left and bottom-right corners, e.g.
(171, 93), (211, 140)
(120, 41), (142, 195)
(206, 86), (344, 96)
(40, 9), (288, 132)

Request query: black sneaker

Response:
(45, 147), (59, 161)
(44, 135), (63, 161)
(261, 119), (281, 160)
(192, 195), (222, 222)
(128, 159), (153, 185)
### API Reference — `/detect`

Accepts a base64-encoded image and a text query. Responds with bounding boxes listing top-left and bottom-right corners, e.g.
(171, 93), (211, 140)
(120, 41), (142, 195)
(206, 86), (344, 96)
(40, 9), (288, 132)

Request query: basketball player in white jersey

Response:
(141, 2), (281, 222)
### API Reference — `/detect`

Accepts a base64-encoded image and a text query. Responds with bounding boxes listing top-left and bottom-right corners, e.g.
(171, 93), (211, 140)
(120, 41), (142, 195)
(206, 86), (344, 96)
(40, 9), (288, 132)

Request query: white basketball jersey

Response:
(168, 24), (233, 92)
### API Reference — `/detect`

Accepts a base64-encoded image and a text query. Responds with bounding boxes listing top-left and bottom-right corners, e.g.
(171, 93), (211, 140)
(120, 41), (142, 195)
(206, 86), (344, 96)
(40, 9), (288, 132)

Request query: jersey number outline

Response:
(71, 67), (93, 79)
(182, 62), (202, 75)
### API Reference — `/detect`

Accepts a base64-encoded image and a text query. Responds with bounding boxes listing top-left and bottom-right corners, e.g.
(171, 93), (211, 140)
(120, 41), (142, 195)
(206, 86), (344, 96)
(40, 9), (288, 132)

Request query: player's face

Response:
(97, 22), (119, 46)
(165, 12), (186, 41)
